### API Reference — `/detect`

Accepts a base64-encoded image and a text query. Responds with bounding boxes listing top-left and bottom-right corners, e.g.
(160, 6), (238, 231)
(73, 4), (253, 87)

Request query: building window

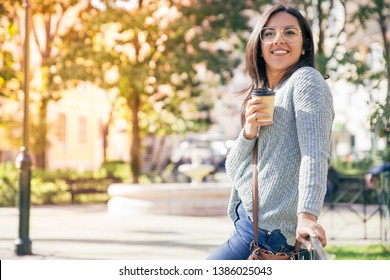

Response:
(78, 116), (87, 144)
(57, 113), (66, 142)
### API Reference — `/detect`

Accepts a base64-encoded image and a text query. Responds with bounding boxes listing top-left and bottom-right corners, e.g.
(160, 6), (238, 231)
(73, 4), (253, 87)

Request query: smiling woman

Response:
(207, 4), (334, 260)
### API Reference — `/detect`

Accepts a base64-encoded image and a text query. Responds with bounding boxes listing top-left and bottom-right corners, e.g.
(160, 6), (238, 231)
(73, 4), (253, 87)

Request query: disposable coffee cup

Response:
(251, 88), (275, 122)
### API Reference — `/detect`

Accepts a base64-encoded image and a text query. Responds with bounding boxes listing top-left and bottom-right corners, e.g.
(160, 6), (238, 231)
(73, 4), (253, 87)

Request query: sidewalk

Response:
(0, 203), (387, 260)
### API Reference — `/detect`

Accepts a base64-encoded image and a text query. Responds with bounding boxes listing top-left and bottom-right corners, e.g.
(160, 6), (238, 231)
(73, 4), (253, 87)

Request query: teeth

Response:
(272, 50), (288, 54)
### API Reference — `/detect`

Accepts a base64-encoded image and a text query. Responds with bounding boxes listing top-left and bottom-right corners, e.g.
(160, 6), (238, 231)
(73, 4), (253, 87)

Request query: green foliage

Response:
(0, 163), (131, 206)
(333, 157), (374, 175)
(0, 160), (188, 206)
(370, 102), (390, 145)
(352, 0), (390, 29)
(100, 160), (131, 181)
(334, 49), (385, 86)
(350, 0), (390, 144)
(2, 0), (386, 181)
(30, 177), (70, 205)
(33, 168), (87, 181)
(55, 0), (267, 182)
(376, 145), (390, 163)
(0, 163), (71, 206)
(326, 244), (390, 260)
(0, 162), (18, 206)
(0, 1), (22, 101)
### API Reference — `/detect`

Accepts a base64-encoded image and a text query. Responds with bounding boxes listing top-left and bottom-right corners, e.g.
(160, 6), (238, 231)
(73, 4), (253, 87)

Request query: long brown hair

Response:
(240, 4), (315, 126)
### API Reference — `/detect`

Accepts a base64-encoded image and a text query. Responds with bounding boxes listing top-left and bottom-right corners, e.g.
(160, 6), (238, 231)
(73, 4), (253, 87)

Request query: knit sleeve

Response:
(292, 67), (334, 217)
(225, 129), (257, 185)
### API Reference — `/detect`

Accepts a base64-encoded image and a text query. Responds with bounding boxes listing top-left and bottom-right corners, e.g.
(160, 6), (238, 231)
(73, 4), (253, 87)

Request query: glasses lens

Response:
(282, 27), (300, 42)
(260, 27), (300, 43)
(260, 28), (276, 43)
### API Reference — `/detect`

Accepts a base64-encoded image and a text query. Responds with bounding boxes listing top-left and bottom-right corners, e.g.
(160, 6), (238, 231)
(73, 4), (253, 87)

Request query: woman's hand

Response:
(296, 212), (327, 252)
(243, 97), (273, 139)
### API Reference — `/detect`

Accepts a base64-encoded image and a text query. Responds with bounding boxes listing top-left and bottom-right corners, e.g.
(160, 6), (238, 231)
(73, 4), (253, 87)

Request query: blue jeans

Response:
(207, 202), (310, 260)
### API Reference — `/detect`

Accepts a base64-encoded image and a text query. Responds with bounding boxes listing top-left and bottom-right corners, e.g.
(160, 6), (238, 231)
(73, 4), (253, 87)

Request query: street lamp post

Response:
(15, 0), (32, 256)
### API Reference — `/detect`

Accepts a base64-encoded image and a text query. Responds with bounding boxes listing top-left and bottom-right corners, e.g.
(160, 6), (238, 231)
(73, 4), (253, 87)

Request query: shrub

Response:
(0, 162), (18, 207)
(100, 160), (131, 181)
(31, 178), (70, 205)
(333, 157), (374, 175)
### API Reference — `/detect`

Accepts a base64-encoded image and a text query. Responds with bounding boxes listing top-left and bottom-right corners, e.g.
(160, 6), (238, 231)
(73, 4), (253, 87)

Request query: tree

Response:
(27, 0), (100, 169)
(0, 1), (22, 106)
(58, 0), (268, 183)
(286, 0), (389, 154)
(0, 0), (23, 148)
(1, 0), (102, 169)
(352, 0), (390, 146)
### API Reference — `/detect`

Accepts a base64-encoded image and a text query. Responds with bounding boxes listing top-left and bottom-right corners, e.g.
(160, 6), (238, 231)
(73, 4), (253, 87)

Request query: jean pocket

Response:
(263, 229), (293, 253)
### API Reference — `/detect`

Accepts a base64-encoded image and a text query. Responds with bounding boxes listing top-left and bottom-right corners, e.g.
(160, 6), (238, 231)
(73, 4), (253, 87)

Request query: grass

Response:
(325, 244), (390, 260)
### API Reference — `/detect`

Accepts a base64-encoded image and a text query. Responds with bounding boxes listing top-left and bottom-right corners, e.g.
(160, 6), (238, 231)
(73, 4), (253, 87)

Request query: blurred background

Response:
(0, 0), (389, 206)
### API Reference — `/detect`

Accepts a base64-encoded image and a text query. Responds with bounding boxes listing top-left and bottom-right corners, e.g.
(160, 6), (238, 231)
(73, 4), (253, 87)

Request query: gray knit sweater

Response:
(225, 66), (334, 246)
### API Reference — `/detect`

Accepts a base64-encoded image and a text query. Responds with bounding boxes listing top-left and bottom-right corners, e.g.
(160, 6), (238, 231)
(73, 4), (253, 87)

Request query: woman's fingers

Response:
(313, 224), (327, 247)
(246, 101), (271, 124)
(243, 98), (273, 139)
(296, 233), (314, 252)
(296, 223), (327, 252)
(247, 99), (268, 111)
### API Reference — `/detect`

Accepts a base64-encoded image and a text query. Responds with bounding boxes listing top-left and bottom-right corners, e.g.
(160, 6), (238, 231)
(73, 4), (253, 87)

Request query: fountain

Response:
(107, 181), (230, 216)
(106, 135), (232, 216)
(177, 149), (215, 186)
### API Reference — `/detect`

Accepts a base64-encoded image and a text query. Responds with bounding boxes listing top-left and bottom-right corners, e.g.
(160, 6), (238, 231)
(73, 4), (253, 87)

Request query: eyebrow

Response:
(263, 25), (297, 29)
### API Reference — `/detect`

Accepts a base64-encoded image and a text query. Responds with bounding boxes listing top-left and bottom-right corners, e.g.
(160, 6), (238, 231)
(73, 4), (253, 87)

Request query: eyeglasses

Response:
(260, 26), (301, 44)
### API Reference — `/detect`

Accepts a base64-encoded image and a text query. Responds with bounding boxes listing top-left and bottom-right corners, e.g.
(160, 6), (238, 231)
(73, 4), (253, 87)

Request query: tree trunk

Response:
(129, 93), (141, 183)
(376, 1), (389, 100)
(102, 123), (108, 162)
(34, 98), (48, 169)
(376, 0), (390, 143)
(103, 92), (117, 162)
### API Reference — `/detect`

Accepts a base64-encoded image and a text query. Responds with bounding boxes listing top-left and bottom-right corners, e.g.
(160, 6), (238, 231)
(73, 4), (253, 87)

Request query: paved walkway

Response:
(0, 203), (388, 260)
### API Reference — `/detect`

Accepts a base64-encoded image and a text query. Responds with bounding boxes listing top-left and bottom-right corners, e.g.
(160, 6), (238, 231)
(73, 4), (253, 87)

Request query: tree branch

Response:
(31, 16), (44, 58)
(329, 0), (347, 60)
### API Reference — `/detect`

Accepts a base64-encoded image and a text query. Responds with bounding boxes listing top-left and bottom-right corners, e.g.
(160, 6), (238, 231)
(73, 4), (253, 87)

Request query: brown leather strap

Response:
(252, 141), (259, 245)
(251, 140), (300, 253)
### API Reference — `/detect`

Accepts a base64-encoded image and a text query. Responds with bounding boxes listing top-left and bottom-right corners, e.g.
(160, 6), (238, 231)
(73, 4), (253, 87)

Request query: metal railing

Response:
(323, 173), (389, 242)
(308, 237), (331, 260)
(379, 171), (390, 244)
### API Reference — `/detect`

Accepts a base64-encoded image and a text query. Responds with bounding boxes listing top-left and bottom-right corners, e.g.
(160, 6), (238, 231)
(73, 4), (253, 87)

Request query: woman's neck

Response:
(266, 69), (286, 89)
(265, 66), (286, 89)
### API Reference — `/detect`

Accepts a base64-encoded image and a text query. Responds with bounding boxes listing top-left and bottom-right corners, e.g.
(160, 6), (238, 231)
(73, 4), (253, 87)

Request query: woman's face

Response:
(260, 12), (304, 76)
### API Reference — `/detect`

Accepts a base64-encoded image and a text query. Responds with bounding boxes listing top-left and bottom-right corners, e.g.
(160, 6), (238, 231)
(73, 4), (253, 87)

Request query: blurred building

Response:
(46, 82), (124, 172)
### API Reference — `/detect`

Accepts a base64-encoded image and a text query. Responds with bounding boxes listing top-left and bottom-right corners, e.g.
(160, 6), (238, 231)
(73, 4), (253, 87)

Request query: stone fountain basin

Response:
(178, 163), (215, 185)
(107, 182), (231, 216)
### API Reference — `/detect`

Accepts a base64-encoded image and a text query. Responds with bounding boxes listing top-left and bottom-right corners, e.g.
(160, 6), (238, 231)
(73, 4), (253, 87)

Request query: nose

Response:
(273, 30), (285, 44)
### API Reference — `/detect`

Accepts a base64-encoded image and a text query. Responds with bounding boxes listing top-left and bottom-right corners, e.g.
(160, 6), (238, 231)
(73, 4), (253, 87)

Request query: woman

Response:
(207, 4), (334, 260)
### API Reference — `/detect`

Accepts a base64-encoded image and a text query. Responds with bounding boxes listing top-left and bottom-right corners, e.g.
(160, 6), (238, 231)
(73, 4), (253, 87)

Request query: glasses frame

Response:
(259, 26), (302, 44)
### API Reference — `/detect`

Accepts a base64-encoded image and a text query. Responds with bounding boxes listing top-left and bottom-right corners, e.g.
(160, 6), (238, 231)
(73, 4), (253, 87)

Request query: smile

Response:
(271, 49), (289, 54)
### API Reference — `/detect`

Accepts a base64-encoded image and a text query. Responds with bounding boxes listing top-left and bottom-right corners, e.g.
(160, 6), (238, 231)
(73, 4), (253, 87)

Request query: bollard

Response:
(15, 147), (32, 255)
(14, 0), (32, 256)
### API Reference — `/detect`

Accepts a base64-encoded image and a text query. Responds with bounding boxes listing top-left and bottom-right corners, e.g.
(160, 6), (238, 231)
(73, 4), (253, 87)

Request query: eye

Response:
(283, 28), (299, 37)
(262, 29), (276, 38)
